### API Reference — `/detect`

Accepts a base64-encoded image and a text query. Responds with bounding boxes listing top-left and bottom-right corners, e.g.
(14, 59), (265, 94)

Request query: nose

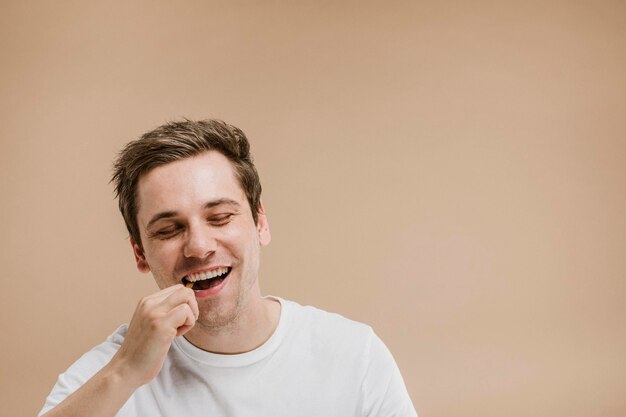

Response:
(183, 222), (217, 259)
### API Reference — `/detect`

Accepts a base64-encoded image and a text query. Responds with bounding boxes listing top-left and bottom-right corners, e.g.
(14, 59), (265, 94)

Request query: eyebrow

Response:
(145, 198), (242, 230)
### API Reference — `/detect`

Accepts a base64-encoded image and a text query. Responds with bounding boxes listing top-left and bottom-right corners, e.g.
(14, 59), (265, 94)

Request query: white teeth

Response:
(187, 267), (230, 283)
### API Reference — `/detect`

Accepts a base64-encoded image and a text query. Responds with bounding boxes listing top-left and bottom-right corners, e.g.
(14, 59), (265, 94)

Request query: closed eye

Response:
(209, 213), (235, 226)
(151, 225), (183, 239)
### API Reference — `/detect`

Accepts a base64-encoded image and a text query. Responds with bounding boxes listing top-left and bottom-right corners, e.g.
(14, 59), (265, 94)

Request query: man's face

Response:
(132, 151), (270, 329)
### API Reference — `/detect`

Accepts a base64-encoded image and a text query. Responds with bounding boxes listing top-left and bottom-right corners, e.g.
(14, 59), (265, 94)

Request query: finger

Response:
(184, 293), (199, 321)
(144, 284), (185, 304)
(136, 285), (184, 312)
(187, 294), (199, 320)
(162, 303), (196, 336)
(159, 287), (197, 316)
(141, 285), (191, 314)
(176, 321), (195, 337)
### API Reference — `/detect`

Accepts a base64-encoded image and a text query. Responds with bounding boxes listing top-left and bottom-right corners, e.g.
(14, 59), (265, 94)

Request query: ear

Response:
(130, 238), (150, 273)
(257, 200), (271, 247)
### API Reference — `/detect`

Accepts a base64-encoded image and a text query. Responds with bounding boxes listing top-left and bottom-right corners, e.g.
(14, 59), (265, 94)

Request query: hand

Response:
(109, 284), (199, 388)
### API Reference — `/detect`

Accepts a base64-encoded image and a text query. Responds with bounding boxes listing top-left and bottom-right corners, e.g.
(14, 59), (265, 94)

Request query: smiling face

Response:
(132, 151), (271, 330)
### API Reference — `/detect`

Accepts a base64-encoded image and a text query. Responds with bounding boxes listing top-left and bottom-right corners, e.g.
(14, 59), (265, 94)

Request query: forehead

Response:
(136, 151), (245, 219)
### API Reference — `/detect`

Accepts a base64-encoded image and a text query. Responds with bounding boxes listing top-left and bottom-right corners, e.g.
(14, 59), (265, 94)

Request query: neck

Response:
(184, 295), (281, 354)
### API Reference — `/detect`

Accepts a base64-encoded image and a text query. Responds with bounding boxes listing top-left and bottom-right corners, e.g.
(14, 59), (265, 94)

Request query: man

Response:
(39, 119), (417, 416)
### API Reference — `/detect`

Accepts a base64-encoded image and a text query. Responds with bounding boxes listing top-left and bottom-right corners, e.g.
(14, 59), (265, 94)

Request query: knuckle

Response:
(137, 297), (148, 309)
(148, 319), (162, 332)
(138, 297), (154, 310)
(146, 310), (160, 321)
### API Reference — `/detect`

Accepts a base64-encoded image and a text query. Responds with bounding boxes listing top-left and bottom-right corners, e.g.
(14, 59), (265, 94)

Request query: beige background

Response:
(2, 1), (625, 416)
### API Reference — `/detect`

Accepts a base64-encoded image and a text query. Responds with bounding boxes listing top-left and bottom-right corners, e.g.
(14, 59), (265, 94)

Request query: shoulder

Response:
(38, 325), (128, 416)
(278, 298), (418, 414)
(279, 298), (376, 355)
(71, 324), (128, 374)
(56, 323), (127, 380)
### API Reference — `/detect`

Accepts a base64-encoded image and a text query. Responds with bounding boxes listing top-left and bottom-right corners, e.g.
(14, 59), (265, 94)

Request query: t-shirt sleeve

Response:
(37, 325), (126, 416)
(360, 330), (418, 417)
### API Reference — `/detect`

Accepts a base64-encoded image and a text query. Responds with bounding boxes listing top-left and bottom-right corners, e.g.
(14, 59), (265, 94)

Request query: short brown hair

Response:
(111, 119), (262, 248)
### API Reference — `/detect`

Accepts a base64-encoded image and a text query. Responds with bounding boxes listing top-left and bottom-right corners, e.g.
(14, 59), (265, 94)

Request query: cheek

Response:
(218, 228), (260, 268)
(220, 223), (258, 247)
(144, 241), (179, 268)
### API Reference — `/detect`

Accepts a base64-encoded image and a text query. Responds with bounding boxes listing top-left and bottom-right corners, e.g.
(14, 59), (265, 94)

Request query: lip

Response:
(180, 266), (232, 299)
(180, 265), (231, 283)
(192, 274), (229, 299)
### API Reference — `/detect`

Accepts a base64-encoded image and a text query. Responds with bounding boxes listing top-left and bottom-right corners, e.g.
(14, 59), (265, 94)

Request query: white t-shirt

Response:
(39, 297), (417, 416)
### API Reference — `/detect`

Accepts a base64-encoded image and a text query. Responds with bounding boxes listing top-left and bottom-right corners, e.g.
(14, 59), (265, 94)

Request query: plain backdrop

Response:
(1, 1), (625, 416)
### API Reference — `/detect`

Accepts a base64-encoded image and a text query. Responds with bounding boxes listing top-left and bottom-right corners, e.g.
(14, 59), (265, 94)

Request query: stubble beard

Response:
(194, 292), (244, 333)
(194, 268), (258, 334)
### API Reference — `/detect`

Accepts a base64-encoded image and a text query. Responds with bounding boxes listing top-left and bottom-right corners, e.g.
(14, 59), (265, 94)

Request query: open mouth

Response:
(182, 267), (232, 291)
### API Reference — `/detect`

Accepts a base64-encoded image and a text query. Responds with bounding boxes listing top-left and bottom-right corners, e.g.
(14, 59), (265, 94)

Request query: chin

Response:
(197, 298), (241, 330)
